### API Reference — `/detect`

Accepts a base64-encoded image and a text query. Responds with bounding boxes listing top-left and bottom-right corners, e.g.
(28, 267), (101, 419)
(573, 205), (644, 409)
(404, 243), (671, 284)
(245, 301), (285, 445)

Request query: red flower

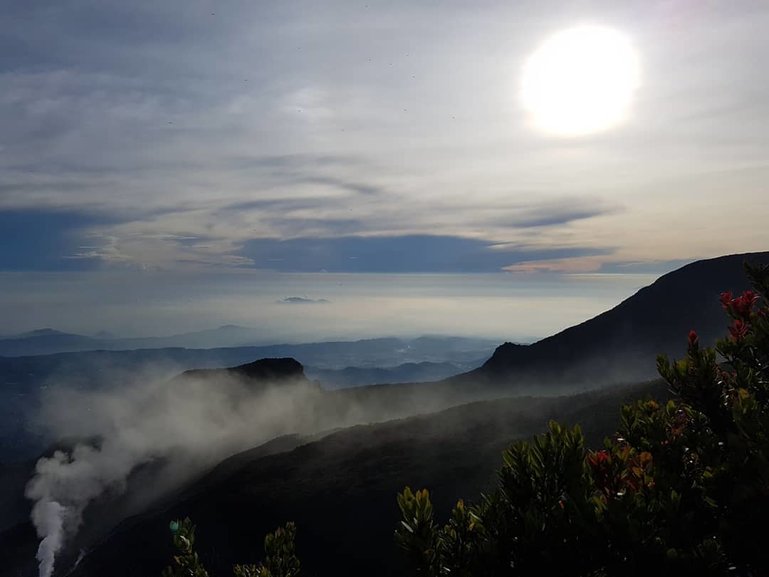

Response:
(729, 319), (750, 341)
(722, 290), (759, 320)
(588, 450), (610, 467)
(587, 450), (614, 496)
(732, 290), (758, 319)
(688, 330), (699, 348)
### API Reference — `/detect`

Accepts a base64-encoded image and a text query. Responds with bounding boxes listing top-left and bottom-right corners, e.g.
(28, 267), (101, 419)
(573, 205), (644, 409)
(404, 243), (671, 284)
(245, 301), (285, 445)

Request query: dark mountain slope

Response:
(59, 380), (664, 577)
(0, 461), (34, 533)
(463, 251), (769, 387)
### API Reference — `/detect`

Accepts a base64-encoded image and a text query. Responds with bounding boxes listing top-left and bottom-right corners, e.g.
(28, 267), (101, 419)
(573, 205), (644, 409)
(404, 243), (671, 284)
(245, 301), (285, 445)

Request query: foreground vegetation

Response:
(163, 264), (769, 577)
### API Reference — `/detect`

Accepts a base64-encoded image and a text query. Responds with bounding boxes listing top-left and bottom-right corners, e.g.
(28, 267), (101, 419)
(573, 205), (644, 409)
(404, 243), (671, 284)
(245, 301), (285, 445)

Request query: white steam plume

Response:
(30, 500), (64, 577)
(24, 359), (466, 577)
(24, 367), (343, 577)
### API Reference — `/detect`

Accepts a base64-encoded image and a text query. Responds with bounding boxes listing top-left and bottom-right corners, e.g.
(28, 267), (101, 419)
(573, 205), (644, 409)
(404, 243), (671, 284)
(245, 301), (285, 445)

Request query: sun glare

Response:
(521, 25), (641, 137)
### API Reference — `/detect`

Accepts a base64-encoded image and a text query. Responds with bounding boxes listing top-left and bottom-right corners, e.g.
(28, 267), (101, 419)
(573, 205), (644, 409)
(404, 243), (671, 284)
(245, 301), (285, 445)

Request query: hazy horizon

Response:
(0, 269), (659, 342)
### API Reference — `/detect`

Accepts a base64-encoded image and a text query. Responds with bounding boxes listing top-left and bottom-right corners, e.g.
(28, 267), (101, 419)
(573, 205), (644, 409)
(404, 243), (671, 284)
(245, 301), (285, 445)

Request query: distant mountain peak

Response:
(23, 328), (66, 337)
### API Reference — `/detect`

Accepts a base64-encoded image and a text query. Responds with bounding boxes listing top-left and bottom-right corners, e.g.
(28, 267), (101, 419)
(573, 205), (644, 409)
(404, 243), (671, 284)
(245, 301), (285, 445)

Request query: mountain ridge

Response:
(457, 251), (769, 387)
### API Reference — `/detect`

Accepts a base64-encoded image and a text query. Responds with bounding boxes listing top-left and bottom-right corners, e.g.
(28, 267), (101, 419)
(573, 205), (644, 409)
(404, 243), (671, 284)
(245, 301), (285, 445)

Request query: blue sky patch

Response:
(0, 210), (111, 271)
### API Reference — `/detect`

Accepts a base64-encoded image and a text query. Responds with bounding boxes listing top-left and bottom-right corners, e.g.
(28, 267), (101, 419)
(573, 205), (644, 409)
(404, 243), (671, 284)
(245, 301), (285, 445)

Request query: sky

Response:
(1, 0), (768, 340)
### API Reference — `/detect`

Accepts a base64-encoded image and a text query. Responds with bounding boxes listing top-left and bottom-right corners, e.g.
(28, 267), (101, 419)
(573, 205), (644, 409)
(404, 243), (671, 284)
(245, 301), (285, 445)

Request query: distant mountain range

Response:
(0, 325), (282, 357)
(305, 360), (482, 388)
(0, 326), (499, 360)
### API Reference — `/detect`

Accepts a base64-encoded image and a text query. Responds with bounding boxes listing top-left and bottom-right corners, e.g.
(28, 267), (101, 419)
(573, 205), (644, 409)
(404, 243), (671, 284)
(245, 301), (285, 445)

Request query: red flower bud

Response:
(729, 319), (749, 341)
(587, 450), (611, 471)
(688, 330), (699, 348)
(723, 290), (759, 320)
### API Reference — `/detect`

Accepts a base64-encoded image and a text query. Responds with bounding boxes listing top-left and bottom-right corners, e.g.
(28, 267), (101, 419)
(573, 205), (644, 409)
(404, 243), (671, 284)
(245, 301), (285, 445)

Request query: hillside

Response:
(26, 381), (664, 577)
(461, 251), (769, 387)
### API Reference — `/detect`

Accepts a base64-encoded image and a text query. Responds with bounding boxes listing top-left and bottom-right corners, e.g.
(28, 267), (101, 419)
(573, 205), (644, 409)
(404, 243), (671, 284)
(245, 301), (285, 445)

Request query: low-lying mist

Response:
(23, 361), (475, 577)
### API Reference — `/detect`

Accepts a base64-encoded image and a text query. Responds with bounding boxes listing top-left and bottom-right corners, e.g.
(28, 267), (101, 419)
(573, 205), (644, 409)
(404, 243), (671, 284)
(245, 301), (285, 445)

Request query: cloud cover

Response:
(1, 0), (769, 340)
(2, 0), (768, 275)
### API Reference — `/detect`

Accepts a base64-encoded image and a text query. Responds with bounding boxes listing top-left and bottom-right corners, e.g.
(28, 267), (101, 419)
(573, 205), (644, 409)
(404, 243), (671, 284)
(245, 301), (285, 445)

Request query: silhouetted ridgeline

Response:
(178, 357), (309, 385)
(460, 251), (769, 387)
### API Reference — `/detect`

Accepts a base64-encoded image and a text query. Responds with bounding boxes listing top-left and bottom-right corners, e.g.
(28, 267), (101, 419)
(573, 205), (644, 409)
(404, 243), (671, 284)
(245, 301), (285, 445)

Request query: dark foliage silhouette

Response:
(396, 263), (769, 576)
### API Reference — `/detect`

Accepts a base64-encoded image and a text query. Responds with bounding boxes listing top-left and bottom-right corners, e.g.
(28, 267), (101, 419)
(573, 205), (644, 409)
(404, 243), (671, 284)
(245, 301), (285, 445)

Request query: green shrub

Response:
(162, 519), (300, 577)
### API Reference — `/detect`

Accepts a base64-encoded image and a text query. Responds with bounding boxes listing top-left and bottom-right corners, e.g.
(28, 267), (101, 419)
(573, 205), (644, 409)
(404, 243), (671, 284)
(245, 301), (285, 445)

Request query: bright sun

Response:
(521, 25), (641, 137)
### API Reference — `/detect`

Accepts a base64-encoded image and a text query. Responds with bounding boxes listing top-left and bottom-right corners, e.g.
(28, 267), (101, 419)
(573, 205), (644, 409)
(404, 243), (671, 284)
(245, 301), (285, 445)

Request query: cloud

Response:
(224, 154), (362, 174)
(1, 0), (769, 279)
(0, 183), (618, 272)
(296, 176), (384, 197)
(0, 209), (122, 271)
(278, 297), (330, 304)
(598, 259), (695, 275)
(502, 256), (697, 275)
(503, 256), (608, 274)
(240, 234), (612, 273)
(500, 202), (618, 229)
